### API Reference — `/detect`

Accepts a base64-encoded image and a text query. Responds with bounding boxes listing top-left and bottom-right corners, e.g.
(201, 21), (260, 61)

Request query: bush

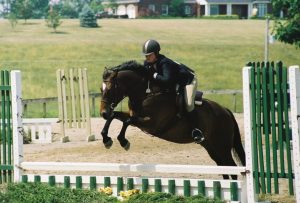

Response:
(0, 183), (226, 203)
(200, 15), (239, 19)
(0, 183), (118, 203)
(124, 192), (225, 203)
(79, 4), (98, 28)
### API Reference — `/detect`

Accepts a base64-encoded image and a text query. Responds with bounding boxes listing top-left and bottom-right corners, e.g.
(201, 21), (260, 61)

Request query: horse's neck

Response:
(118, 71), (146, 101)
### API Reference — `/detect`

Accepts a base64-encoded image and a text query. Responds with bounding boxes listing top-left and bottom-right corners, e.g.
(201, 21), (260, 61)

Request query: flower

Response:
(120, 189), (140, 199)
(99, 187), (113, 195)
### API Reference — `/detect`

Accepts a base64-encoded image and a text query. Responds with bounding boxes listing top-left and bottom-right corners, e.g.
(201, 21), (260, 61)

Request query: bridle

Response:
(101, 71), (125, 110)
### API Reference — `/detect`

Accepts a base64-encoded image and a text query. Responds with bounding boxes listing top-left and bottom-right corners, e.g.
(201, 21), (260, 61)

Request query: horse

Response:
(100, 60), (245, 179)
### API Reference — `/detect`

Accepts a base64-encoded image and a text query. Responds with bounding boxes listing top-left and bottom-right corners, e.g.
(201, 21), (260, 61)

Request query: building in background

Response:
(102, 0), (272, 19)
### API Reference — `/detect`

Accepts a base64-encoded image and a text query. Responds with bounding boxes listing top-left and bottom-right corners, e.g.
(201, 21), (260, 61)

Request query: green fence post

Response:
(22, 175), (28, 183)
(64, 176), (70, 188)
(104, 177), (111, 187)
(154, 179), (162, 192)
(127, 178), (134, 190)
(90, 176), (97, 190)
(168, 179), (175, 195)
(76, 176), (82, 189)
(213, 181), (221, 199)
(49, 176), (55, 186)
(198, 180), (205, 196)
(142, 178), (149, 193)
(183, 180), (191, 197)
(230, 182), (238, 201)
(117, 177), (124, 195)
(34, 175), (41, 183)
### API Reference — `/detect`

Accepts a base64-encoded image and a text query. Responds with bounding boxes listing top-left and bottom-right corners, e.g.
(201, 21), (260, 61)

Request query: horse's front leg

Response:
(102, 111), (131, 150)
(116, 117), (135, 150)
(101, 115), (114, 149)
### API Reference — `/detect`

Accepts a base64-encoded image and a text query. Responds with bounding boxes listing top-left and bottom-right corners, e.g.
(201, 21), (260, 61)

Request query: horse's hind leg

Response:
(203, 145), (237, 179)
(219, 155), (238, 180)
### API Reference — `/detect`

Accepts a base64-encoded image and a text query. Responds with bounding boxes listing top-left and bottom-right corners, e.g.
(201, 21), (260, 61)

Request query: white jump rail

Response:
(20, 162), (246, 175)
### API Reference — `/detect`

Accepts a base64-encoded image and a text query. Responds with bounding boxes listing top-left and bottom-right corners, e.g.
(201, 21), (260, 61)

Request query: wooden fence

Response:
(22, 90), (242, 118)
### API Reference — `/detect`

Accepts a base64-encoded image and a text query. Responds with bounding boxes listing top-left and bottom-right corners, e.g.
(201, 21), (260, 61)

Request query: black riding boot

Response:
(187, 109), (204, 144)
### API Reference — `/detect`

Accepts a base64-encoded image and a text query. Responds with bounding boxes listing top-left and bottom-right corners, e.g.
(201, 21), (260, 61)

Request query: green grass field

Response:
(0, 18), (299, 114)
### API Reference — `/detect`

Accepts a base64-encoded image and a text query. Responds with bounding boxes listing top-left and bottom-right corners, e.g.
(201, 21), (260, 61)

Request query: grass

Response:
(0, 19), (299, 113)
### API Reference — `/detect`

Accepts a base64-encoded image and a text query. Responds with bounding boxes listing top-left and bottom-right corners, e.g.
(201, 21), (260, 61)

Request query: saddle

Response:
(176, 91), (203, 117)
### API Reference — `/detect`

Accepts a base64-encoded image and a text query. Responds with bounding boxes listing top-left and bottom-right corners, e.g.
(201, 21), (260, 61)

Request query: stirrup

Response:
(192, 128), (204, 144)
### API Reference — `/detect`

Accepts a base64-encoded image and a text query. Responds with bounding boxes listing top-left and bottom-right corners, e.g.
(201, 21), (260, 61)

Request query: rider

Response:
(142, 39), (204, 144)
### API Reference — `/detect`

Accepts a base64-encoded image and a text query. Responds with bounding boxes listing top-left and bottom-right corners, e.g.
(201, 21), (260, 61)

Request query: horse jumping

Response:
(100, 61), (245, 179)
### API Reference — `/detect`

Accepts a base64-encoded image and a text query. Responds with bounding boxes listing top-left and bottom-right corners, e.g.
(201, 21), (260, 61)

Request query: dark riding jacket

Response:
(144, 54), (194, 92)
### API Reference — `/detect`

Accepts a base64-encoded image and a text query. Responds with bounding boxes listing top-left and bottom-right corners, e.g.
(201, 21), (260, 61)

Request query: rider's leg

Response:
(184, 77), (204, 144)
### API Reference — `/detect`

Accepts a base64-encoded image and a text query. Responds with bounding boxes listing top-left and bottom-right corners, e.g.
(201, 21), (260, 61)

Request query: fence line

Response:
(21, 90), (242, 117)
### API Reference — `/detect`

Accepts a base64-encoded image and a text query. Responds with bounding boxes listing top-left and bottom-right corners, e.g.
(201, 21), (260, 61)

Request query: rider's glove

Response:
(153, 72), (158, 79)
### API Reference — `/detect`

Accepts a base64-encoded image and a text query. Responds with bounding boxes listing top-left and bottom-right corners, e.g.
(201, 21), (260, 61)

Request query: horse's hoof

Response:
(104, 139), (113, 149)
(123, 142), (130, 151)
(120, 139), (130, 151)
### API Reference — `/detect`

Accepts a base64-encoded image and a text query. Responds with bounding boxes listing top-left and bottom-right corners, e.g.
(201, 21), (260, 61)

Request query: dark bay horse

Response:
(100, 61), (245, 179)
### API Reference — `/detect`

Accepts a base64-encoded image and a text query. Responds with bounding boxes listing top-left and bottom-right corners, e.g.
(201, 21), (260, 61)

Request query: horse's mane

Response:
(103, 61), (146, 80)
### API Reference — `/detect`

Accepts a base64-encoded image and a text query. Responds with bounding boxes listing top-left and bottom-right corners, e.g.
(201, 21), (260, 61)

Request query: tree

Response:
(272, 0), (300, 48)
(170, 0), (185, 17)
(90, 0), (104, 14)
(79, 4), (98, 27)
(15, 0), (34, 22)
(61, 1), (78, 18)
(46, 0), (63, 32)
(105, 0), (117, 14)
(7, 12), (18, 29)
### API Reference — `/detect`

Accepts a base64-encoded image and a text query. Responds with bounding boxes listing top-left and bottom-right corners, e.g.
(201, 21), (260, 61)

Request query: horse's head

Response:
(100, 68), (125, 120)
(100, 61), (147, 119)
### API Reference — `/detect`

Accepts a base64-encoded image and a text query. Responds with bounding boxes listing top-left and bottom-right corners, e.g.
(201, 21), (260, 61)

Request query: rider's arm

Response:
(153, 63), (176, 85)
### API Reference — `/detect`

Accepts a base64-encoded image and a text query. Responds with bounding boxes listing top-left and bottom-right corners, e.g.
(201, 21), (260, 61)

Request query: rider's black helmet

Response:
(142, 39), (160, 56)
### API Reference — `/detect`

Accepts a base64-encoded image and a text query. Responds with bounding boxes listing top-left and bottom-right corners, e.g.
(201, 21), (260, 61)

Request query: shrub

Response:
(200, 15), (239, 19)
(0, 183), (118, 203)
(79, 4), (98, 28)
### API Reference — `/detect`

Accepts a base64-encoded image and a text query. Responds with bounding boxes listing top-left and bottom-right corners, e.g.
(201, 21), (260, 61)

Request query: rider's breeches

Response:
(184, 77), (198, 112)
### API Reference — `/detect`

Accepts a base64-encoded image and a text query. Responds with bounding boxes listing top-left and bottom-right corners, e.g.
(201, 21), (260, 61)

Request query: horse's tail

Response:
(227, 109), (246, 166)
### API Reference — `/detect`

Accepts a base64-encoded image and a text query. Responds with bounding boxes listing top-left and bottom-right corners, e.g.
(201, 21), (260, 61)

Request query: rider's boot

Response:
(187, 109), (205, 144)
